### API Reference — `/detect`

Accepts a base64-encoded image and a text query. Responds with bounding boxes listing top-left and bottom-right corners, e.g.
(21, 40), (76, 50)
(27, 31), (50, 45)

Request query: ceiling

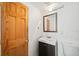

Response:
(23, 2), (61, 14)
(32, 2), (54, 7)
(31, 2), (60, 13)
(43, 2), (54, 6)
(31, 2), (54, 12)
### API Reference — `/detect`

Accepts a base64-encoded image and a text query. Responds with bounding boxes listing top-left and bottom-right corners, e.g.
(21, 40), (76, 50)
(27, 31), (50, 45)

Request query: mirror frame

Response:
(43, 13), (57, 32)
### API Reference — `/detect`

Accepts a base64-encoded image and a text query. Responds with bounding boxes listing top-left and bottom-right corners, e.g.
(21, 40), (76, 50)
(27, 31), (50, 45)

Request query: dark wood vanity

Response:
(39, 41), (55, 56)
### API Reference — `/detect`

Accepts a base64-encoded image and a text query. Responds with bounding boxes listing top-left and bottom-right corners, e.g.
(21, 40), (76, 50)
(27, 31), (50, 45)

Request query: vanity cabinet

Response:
(39, 41), (55, 56)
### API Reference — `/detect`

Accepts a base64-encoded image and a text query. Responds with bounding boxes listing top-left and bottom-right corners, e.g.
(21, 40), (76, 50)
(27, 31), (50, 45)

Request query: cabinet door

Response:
(1, 2), (28, 56)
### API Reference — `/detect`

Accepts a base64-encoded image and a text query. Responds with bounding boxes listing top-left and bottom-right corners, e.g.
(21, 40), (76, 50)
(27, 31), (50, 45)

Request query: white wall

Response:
(23, 2), (43, 56)
(58, 3), (79, 56)
(41, 2), (79, 56)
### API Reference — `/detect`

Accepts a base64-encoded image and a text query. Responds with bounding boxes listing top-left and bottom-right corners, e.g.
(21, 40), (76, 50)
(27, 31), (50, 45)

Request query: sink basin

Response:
(38, 36), (56, 45)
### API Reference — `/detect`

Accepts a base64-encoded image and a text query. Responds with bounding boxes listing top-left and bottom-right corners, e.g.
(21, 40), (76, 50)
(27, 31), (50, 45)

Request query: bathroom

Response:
(0, 2), (79, 56)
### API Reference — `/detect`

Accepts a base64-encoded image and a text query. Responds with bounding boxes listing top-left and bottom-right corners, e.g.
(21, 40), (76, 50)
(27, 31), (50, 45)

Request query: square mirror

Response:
(43, 13), (57, 32)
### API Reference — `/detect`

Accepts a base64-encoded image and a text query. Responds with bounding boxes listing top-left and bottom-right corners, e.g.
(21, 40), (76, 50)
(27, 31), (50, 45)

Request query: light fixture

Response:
(45, 3), (64, 12)
(46, 3), (58, 11)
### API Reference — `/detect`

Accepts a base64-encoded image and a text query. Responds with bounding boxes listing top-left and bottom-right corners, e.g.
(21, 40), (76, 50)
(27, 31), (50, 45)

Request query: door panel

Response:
(16, 3), (26, 18)
(8, 47), (17, 56)
(1, 2), (28, 56)
(9, 16), (15, 41)
(16, 18), (26, 39)
(16, 42), (28, 56)
(9, 3), (16, 17)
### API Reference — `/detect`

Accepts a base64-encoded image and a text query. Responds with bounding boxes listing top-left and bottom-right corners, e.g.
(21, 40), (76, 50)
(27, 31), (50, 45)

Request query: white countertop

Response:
(38, 36), (56, 45)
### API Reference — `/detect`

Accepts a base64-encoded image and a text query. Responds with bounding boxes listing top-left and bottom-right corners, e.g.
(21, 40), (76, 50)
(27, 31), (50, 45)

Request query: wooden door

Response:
(1, 2), (28, 56)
